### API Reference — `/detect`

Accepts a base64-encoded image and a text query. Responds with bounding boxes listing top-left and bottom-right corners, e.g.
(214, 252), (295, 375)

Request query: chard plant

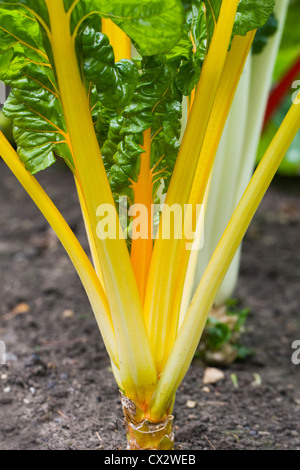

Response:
(0, 0), (299, 450)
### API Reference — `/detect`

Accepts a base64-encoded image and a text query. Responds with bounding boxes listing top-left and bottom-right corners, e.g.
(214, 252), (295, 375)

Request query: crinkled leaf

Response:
(80, 20), (139, 111)
(3, 65), (73, 174)
(166, 1), (206, 95)
(69, 0), (184, 56)
(0, 0), (50, 28)
(168, 0), (276, 95)
(0, 6), (47, 64)
(233, 0), (276, 36)
(1, 0), (184, 56)
(0, 6), (73, 174)
(100, 56), (182, 199)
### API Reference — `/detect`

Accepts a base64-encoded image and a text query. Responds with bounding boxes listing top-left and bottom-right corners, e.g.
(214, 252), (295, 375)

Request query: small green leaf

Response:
(233, 0), (276, 36)
(205, 322), (232, 350)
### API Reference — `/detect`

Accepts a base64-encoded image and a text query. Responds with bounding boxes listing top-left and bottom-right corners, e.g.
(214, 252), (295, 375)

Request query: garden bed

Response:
(0, 161), (299, 450)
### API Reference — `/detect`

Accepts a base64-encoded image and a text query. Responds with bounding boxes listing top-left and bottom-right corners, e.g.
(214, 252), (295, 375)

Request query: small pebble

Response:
(186, 400), (197, 409)
(62, 309), (74, 319)
(203, 367), (225, 385)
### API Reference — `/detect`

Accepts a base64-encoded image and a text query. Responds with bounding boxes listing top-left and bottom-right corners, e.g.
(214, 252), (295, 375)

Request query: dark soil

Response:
(0, 160), (299, 450)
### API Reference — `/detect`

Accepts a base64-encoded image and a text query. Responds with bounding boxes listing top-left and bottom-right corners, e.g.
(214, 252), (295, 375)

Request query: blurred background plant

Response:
(196, 299), (251, 366)
(258, 0), (300, 176)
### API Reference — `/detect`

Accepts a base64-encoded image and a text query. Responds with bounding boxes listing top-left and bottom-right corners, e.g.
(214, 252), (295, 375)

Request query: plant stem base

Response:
(121, 394), (174, 450)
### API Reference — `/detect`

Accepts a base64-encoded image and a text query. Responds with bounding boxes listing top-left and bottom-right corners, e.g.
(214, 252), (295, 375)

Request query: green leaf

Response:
(0, 0), (50, 28)
(0, 6), (47, 64)
(233, 0), (276, 36)
(80, 19), (139, 111)
(0, 6), (73, 174)
(3, 64), (73, 174)
(69, 0), (184, 56)
(100, 55), (182, 198)
(167, 1), (207, 95)
(1, 0), (184, 60)
(181, 0), (276, 58)
(205, 322), (232, 351)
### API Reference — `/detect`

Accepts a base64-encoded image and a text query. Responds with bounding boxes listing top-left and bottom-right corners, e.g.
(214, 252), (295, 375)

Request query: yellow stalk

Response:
(75, 177), (105, 289)
(177, 175), (211, 331)
(187, 88), (195, 116)
(66, 133), (105, 289)
(44, 0), (157, 405)
(188, 31), (256, 206)
(0, 131), (118, 367)
(131, 128), (154, 303)
(166, 31), (256, 349)
(150, 97), (300, 420)
(144, 0), (240, 374)
(101, 18), (131, 61)
(164, 0), (240, 207)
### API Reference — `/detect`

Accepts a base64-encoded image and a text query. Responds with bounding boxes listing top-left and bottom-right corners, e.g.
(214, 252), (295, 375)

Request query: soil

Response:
(0, 160), (299, 451)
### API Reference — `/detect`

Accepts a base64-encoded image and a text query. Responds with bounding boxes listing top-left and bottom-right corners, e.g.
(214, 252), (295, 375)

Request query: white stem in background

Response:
(192, 0), (289, 308)
(213, 55), (252, 305)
